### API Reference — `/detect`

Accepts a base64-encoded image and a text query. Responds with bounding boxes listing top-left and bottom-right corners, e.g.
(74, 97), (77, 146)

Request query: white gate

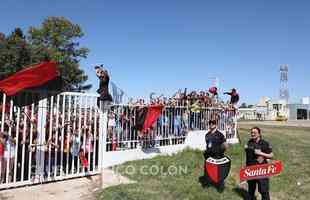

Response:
(0, 92), (106, 189)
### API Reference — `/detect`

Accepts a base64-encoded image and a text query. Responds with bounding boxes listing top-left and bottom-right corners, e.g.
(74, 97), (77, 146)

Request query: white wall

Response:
(103, 130), (238, 168)
(103, 144), (186, 168)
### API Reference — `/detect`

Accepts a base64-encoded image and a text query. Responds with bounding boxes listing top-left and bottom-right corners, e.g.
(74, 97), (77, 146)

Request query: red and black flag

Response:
(0, 61), (60, 96)
(0, 61), (62, 106)
(134, 105), (163, 133)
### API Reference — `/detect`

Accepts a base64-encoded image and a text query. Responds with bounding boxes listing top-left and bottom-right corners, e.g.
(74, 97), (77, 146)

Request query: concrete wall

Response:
(103, 144), (187, 168)
(103, 131), (238, 168)
(103, 131), (206, 168)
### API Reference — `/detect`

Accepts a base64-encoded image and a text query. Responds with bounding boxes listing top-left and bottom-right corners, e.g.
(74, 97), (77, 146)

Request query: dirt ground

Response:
(0, 169), (133, 200)
(0, 176), (100, 200)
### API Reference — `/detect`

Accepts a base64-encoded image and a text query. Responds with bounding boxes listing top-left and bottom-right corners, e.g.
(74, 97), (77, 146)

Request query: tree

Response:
(247, 104), (254, 108)
(0, 32), (8, 79)
(28, 17), (91, 91)
(0, 17), (91, 91)
(239, 102), (247, 108)
(0, 28), (32, 79)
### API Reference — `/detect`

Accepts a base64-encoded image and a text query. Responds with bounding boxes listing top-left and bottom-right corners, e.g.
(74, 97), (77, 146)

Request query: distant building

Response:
(301, 97), (310, 105)
(238, 96), (310, 121)
(238, 108), (257, 120)
(287, 104), (310, 120)
(256, 96), (269, 120)
(286, 97), (310, 120)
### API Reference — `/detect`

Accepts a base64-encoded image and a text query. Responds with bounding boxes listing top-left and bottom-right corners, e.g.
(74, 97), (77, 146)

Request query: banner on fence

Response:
(0, 61), (60, 96)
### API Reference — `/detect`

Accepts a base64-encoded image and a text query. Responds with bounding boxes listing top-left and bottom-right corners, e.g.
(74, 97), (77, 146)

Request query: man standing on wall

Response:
(224, 88), (239, 109)
(95, 65), (113, 188)
(95, 65), (113, 109)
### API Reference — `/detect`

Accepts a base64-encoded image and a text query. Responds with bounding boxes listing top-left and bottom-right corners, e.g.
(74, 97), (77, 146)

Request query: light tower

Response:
(279, 64), (289, 103)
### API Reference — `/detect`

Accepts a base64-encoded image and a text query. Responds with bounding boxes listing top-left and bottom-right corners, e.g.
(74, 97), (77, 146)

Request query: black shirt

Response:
(97, 75), (109, 94)
(245, 139), (272, 166)
(97, 75), (112, 101)
(205, 130), (226, 159)
(231, 94), (239, 104)
(224, 92), (239, 104)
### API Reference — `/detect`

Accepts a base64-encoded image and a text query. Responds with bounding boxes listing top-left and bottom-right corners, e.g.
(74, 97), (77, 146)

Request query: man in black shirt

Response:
(245, 127), (273, 200)
(224, 88), (239, 107)
(204, 120), (229, 191)
(95, 65), (113, 110)
(95, 65), (112, 102)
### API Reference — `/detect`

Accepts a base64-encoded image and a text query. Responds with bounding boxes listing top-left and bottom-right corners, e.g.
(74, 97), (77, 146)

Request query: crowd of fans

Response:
(127, 88), (239, 111)
(107, 87), (239, 150)
(0, 107), (100, 184)
(0, 87), (238, 184)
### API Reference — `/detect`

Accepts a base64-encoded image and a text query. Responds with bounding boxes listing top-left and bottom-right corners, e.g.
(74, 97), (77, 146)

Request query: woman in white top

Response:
(3, 134), (16, 182)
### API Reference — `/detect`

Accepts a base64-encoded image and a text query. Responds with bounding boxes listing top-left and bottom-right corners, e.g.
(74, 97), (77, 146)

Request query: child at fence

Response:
(174, 113), (182, 143)
(119, 109), (131, 149)
(30, 131), (39, 182)
(160, 112), (170, 146)
(154, 130), (161, 148)
(62, 131), (71, 175)
(81, 129), (94, 172)
(70, 130), (80, 173)
(3, 132), (16, 183)
(49, 122), (70, 176)
(17, 125), (31, 182)
(107, 112), (116, 151)
(141, 127), (155, 148)
(44, 131), (59, 179)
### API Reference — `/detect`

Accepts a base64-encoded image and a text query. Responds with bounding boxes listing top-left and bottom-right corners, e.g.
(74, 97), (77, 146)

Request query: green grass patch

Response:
(98, 125), (310, 200)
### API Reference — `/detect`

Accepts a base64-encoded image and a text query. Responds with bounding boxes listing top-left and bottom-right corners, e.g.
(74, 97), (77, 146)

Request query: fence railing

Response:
(105, 105), (237, 152)
(0, 91), (104, 189)
(0, 91), (237, 189)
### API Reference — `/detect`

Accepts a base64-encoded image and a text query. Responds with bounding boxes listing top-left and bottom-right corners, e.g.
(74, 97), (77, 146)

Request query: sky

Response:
(1, 0), (310, 104)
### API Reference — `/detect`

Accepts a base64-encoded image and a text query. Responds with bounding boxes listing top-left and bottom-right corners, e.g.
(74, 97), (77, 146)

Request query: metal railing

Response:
(106, 105), (237, 152)
(0, 91), (104, 189)
(0, 91), (237, 189)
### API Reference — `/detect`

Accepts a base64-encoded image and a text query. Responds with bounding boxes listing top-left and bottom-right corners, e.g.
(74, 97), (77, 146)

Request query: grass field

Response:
(98, 124), (310, 200)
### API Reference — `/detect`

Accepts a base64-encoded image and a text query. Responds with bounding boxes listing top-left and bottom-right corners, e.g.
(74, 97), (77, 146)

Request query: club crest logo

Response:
(205, 156), (231, 184)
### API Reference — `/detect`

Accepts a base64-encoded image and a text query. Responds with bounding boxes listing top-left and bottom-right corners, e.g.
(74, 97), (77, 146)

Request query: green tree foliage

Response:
(0, 17), (91, 91)
(0, 28), (32, 79)
(239, 102), (247, 108)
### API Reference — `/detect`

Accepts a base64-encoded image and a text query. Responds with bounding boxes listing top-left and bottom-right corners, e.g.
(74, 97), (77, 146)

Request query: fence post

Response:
(226, 111), (239, 144)
(98, 101), (108, 188)
(36, 92), (48, 182)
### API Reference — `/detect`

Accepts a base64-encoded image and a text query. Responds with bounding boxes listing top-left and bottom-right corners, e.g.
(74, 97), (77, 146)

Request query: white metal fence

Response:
(0, 91), (105, 189)
(0, 91), (237, 190)
(106, 105), (237, 152)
